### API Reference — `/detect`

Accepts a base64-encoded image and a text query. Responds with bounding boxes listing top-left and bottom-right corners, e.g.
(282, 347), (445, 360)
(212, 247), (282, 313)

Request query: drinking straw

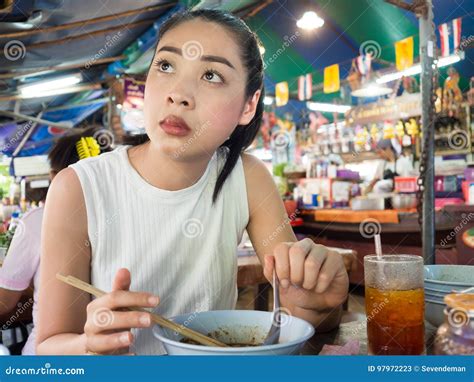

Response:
(374, 234), (383, 259)
(459, 286), (474, 294)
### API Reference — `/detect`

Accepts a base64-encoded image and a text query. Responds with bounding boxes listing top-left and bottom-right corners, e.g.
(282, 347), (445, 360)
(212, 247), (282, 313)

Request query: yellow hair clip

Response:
(76, 136), (101, 160)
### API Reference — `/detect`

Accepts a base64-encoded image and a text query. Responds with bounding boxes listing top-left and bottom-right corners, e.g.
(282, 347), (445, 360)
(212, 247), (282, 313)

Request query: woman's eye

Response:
(156, 60), (174, 73)
(203, 70), (223, 84)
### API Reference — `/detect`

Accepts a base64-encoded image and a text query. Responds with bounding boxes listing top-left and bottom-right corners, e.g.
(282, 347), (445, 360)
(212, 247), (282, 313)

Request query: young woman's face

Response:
(144, 19), (259, 161)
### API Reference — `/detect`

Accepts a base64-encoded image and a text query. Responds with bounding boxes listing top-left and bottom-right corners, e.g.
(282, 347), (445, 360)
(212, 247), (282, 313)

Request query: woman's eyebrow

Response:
(157, 46), (236, 70)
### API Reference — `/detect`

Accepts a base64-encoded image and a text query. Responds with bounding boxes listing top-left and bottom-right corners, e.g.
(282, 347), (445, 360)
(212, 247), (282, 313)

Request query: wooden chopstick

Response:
(56, 274), (227, 347)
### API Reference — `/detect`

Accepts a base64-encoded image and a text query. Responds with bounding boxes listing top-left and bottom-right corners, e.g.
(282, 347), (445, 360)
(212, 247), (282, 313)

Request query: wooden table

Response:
(237, 254), (269, 311)
(301, 319), (437, 355)
(237, 247), (357, 311)
(297, 205), (474, 284)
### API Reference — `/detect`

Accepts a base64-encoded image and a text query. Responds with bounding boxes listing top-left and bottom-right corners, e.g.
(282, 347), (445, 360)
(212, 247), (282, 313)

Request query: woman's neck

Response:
(127, 142), (213, 191)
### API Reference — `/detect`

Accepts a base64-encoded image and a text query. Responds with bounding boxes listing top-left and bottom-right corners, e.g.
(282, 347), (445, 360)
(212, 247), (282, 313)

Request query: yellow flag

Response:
(275, 81), (289, 107)
(323, 64), (340, 93)
(395, 36), (414, 71)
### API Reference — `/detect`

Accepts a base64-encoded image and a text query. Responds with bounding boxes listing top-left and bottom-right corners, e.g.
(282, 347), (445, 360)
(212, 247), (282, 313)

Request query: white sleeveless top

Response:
(69, 145), (249, 355)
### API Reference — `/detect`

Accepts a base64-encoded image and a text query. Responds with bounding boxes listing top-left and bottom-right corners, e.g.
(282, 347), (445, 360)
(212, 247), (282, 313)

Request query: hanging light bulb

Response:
(263, 96), (274, 105)
(351, 82), (393, 97)
(297, 11), (324, 31)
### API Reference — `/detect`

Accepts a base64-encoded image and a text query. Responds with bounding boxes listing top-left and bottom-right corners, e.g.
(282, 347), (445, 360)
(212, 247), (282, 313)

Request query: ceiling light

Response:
(306, 101), (351, 113)
(376, 54), (462, 84)
(18, 73), (82, 97)
(263, 96), (274, 105)
(351, 83), (393, 97)
(297, 11), (324, 31)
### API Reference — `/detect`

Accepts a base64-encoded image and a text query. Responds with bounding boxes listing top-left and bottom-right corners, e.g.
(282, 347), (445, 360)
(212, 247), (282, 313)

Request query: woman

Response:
(0, 127), (106, 354)
(366, 138), (414, 194)
(37, 9), (349, 355)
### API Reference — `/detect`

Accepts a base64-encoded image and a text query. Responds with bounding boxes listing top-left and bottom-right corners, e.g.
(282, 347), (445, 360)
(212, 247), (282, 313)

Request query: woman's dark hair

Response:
(25, 182), (48, 203)
(376, 139), (397, 155)
(139, 8), (265, 203)
(48, 126), (111, 175)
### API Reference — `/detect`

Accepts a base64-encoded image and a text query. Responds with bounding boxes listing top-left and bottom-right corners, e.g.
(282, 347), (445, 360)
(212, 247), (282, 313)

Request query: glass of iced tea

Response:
(364, 254), (425, 355)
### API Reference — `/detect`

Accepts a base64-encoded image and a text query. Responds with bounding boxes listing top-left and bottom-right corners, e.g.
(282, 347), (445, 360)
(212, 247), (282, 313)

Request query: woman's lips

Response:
(159, 115), (191, 137)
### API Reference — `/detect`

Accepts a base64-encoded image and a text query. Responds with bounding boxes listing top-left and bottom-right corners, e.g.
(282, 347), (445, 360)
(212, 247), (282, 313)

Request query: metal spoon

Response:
(262, 270), (281, 345)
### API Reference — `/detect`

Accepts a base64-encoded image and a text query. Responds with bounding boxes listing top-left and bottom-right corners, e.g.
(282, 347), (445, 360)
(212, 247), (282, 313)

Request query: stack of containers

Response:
(394, 176), (418, 193)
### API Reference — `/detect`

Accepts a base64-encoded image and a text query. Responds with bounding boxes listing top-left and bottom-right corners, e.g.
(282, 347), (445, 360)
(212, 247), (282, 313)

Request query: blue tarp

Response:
(0, 100), (106, 157)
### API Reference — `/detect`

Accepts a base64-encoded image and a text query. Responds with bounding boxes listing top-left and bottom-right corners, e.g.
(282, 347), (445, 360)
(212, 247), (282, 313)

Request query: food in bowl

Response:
(181, 338), (261, 347)
(153, 310), (315, 355)
(180, 327), (263, 347)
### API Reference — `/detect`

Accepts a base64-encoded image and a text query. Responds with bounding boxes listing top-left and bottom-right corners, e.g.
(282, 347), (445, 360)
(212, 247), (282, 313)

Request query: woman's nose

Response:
(167, 90), (195, 109)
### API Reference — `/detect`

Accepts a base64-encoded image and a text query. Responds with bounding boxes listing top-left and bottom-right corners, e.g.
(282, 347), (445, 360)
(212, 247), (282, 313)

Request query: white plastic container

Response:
(351, 196), (385, 211)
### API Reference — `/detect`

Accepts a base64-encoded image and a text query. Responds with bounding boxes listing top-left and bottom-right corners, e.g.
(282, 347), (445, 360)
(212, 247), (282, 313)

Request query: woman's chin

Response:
(157, 142), (197, 161)
(147, 131), (219, 161)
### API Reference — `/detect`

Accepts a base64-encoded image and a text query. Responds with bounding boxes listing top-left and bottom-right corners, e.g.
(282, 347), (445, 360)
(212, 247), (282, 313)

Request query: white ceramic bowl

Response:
(152, 310), (315, 355)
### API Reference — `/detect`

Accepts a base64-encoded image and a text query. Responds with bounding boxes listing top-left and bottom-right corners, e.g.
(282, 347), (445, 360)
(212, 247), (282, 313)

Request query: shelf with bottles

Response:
(307, 116), (420, 163)
(294, 177), (362, 210)
(424, 104), (472, 156)
(308, 109), (472, 162)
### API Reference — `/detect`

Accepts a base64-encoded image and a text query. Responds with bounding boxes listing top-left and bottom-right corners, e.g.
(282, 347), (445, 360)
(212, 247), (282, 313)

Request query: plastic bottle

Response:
(8, 211), (20, 232)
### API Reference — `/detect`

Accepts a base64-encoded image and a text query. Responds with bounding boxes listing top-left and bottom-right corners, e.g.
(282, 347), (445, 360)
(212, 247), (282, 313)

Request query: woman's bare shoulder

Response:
(241, 152), (272, 181)
(44, 167), (87, 224)
(241, 152), (280, 217)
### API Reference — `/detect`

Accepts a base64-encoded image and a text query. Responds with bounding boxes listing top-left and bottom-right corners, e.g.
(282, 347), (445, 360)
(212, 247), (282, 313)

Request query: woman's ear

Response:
(238, 89), (261, 126)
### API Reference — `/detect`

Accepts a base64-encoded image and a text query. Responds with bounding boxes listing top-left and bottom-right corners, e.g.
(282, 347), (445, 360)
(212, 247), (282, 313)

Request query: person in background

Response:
(0, 127), (108, 355)
(397, 146), (416, 177)
(366, 138), (414, 194)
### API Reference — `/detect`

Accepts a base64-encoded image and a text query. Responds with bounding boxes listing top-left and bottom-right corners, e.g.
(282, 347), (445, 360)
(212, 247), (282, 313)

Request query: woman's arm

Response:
(365, 160), (385, 195)
(0, 289), (23, 315)
(37, 168), (158, 355)
(364, 177), (380, 195)
(0, 209), (40, 315)
(36, 168), (91, 354)
(242, 154), (348, 332)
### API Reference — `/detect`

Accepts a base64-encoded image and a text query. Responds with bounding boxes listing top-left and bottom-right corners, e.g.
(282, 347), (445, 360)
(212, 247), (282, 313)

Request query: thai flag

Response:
(438, 17), (462, 57)
(298, 73), (312, 101)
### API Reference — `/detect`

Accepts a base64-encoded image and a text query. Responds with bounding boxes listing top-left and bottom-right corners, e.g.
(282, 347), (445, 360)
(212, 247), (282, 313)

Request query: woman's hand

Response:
(83, 268), (160, 355)
(263, 238), (349, 312)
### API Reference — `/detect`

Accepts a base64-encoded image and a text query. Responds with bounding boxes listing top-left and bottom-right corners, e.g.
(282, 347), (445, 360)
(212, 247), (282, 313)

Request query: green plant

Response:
(0, 229), (15, 253)
(273, 163), (287, 177)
